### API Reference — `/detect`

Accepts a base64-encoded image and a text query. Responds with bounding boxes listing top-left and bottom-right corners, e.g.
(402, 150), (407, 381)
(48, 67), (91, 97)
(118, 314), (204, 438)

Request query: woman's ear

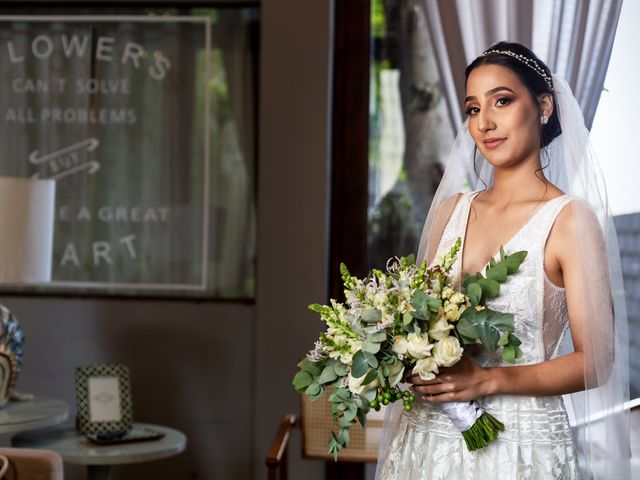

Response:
(538, 93), (554, 118)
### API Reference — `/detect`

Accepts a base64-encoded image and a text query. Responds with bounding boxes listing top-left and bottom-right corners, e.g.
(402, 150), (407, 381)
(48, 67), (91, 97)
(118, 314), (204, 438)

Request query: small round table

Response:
(0, 396), (69, 434)
(12, 422), (186, 480)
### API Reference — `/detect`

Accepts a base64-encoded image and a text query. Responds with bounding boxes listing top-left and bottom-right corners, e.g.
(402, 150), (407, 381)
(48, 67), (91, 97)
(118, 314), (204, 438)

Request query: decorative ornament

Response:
(541, 115), (549, 125)
(480, 49), (553, 90)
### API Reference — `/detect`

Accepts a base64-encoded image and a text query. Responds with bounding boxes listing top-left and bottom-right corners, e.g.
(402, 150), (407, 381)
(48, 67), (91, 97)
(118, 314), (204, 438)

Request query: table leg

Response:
(87, 465), (112, 480)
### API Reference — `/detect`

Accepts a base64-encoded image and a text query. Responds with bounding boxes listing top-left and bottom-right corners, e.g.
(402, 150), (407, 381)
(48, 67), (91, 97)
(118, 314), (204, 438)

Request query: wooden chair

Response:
(266, 392), (384, 480)
(0, 448), (63, 480)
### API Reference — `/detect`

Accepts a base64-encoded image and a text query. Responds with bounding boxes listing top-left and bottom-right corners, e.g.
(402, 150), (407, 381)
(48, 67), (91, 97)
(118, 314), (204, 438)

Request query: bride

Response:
(376, 41), (630, 479)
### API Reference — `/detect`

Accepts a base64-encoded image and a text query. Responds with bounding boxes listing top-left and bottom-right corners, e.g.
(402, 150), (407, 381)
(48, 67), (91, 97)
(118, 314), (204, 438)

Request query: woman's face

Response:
(464, 64), (547, 169)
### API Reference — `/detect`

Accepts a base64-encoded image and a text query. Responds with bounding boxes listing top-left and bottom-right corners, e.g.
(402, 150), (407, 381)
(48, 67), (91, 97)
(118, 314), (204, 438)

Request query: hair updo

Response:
(465, 41), (561, 148)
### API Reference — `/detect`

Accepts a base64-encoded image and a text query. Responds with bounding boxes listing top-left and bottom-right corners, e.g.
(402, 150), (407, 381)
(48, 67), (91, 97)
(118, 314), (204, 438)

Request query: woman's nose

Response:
(477, 109), (496, 133)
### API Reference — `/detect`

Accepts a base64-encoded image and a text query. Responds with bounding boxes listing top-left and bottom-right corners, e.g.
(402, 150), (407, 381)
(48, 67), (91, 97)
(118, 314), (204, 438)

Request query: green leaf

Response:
(504, 251), (527, 273)
(351, 350), (369, 378)
(362, 368), (378, 385)
(356, 408), (367, 428)
(486, 264), (507, 282)
(497, 331), (509, 347)
(456, 308), (515, 354)
(340, 262), (351, 282)
(334, 362), (348, 376)
(318, 364), (338, 385)
(342, 427), (350, 446)
(410, 291), (432, 321)
(329, 388), (350, 402)
(306, 383), (320, 396)
(362, 340), (380, 354)
(489, 257), (496, 268)
(292, 371), (313, 392)
(297, 357), (322, 376)
(403, 312), (413, 325)
(477, 278), (500, 298)
(467, 282), (482, 306)
(369, 331), (386, 343)
(362, 309), (382, 323)
(500, 246), (506, 261)
(456, 308), (481, 339)
(343, 403), (357, 422)
(502, 345), (517, 363)
(427, 296), (442, 313)
(363, 352), (378, 368)
(361, 388), (377, 403)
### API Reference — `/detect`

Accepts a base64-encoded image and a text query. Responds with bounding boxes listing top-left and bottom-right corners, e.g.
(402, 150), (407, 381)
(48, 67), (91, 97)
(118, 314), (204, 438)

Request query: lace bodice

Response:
(435, 191), (574, 365)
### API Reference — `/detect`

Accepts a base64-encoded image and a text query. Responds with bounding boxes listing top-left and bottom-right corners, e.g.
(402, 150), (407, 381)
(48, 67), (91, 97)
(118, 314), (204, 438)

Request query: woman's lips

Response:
(483, 138), (506, 150)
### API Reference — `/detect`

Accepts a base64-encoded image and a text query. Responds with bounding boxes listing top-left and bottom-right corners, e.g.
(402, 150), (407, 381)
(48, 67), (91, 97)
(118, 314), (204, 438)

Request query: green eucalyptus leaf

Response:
(318, 364), (338, 385)
(306, 383), (320, 397)
(362, 309), (382, 323)
(497, 331), (509, 347)
(502, 344), (516, 363)
(334, 362), (349, 376)
(410, 291), (432, 321)
(343, 404), (357, 422)
(403, 312), (414, 325)
(478, 278), (500, 298)
(467, 282), (483, 306)
(486, 264), (508, 282)
(363, 352), (378, 368)
(427, 296), (442, 313)
(456, 308), (482, 339)
(351, 350), (368, 378)
(292, 371), (313, 392)
(504, 251), (528, 273)
(363, 340), (381, 354)
(456, 308), (515, 353)
(297, 357), (322, 376)
(361, 388), (378, 403)
(357, 408), (367, 428)
(362, 369), (378, 385)
(369, 331), (387, 343)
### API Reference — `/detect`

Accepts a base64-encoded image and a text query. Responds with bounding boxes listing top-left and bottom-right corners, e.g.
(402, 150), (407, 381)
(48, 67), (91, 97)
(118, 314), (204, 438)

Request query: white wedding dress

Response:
(378, 191), (580, 479)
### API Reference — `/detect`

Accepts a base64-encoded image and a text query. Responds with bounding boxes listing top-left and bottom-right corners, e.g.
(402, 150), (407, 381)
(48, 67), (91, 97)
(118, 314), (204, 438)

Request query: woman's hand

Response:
(407, 354), (497, 404)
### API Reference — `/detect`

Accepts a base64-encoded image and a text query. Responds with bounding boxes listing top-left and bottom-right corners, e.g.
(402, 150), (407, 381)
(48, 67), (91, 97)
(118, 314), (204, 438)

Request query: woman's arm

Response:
(410, 200), (609, 402)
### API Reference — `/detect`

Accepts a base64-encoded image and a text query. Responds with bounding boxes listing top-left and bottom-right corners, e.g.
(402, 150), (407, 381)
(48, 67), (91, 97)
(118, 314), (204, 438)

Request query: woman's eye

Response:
(496, 97), (511, 106)
(465, 106), (479, 116)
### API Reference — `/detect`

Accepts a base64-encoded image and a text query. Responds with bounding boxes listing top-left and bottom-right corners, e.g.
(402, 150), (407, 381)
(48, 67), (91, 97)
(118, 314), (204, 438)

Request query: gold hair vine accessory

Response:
(480, 49), (553, 90)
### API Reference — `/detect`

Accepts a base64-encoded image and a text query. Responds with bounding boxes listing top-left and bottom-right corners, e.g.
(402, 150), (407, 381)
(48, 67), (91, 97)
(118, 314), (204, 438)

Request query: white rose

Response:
(412, 357), (439, 381)
(433, 337), (463, 367)
(391, 335), (410, 355)
(347, 370), (379, 396)
(450, 292), (466, 305)
(444, 302), (461, 321)
(387, 360), (405, 387)
(406, 332), (434, 359)
(441, 287), (454, 300)
(428, 316), (454, 340)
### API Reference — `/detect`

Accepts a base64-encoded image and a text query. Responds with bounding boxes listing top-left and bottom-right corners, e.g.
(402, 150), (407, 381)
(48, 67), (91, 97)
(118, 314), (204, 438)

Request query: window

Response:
(0, 7), (259, 299)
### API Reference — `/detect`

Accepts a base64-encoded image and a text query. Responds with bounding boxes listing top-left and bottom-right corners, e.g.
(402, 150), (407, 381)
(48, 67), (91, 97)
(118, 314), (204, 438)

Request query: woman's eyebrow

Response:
(465, 86), (516, 103)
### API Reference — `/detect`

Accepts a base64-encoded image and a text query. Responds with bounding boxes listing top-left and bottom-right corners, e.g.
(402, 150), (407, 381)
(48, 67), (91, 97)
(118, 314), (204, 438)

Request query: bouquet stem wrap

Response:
(440, 400), (505, 451)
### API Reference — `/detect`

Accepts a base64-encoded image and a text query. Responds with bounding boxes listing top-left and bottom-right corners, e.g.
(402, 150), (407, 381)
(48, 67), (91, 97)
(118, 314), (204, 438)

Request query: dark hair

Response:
(465, 41), (561, 148)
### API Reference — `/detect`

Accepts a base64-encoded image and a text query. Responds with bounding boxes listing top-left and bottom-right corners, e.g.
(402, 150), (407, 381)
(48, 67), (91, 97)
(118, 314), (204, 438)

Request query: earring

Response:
(540, 115), (549, 125)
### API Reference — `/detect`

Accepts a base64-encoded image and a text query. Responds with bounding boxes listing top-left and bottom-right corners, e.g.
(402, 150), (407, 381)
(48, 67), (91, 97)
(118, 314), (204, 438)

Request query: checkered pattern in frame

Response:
(75, 364), (133, 435)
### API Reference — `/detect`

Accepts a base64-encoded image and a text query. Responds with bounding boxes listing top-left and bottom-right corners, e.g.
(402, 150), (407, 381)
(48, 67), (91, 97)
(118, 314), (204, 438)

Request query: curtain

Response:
(420, 0), (623, 130)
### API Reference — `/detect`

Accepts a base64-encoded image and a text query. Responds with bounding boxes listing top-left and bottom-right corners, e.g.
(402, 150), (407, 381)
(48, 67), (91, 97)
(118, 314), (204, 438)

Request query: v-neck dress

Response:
(378, 191), (580, 479)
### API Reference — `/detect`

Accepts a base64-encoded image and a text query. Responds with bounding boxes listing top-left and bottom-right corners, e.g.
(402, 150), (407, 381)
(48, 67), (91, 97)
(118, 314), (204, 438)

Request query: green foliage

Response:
(351, 351), (369, 378)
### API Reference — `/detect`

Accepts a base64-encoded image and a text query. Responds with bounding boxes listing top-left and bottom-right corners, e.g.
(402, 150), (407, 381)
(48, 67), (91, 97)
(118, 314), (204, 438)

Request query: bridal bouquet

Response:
(292, 238), (527, 457)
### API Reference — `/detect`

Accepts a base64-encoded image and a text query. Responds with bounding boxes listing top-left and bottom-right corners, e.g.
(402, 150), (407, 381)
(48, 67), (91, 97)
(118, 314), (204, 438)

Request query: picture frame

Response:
(75, 364), (133, 436)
